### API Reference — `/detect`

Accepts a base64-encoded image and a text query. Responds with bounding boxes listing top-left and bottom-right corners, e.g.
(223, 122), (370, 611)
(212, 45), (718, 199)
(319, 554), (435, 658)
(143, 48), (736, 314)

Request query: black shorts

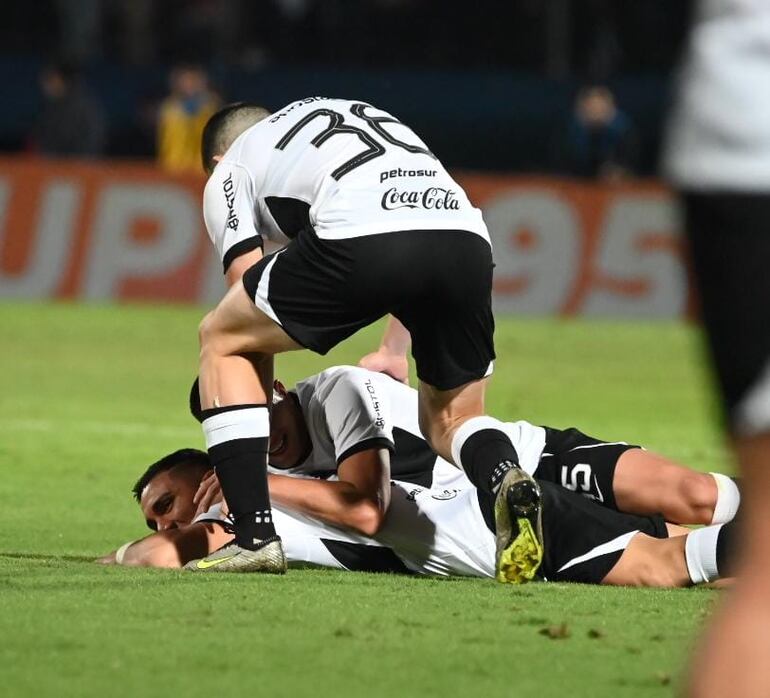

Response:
(537, 480), (668, 584)
(532, 427), (639, 511)
(684, 192), (770, 436)
(243, 227), (495, 390)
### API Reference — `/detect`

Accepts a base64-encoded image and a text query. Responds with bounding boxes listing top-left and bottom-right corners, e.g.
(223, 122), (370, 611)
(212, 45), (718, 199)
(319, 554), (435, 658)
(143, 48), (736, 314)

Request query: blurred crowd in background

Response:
(2, 0), (692, 177)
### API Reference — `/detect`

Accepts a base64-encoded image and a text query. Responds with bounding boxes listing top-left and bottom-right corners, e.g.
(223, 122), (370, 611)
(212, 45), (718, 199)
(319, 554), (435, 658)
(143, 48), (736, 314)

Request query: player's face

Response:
(269, 387), (312, 470)
(139, 466), (203, 531)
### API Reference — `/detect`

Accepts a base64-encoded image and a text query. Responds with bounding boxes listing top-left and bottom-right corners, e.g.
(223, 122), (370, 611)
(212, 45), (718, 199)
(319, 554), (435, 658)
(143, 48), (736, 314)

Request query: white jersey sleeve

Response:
(203, 162), (263, 271)
(292, 366), (395, 472)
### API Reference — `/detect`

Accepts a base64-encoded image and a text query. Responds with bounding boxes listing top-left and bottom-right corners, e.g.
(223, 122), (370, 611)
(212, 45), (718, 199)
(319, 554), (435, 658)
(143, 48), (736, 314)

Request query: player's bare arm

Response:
(359, 316), (411, 385)
(98, 522), (232, 569)
(225, 247), (263, 287)
(267, 448), (392, 536)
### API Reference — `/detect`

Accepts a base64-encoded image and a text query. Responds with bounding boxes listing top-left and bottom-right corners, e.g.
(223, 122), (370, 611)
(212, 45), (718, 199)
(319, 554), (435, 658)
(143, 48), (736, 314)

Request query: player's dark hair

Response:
(132, 448), (210, 502)
(201, 102), (271, 173)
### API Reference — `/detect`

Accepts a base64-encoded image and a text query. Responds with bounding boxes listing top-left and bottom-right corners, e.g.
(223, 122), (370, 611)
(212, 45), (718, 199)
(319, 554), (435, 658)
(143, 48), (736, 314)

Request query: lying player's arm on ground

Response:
(267, 447), (392, 536)
(203, 162), (265, 287)
(358, 316), (411, 384)
(97, 522), (232, 569)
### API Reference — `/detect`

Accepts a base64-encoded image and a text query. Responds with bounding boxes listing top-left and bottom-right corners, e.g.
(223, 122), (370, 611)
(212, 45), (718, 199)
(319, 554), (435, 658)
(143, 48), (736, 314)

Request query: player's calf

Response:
(602, 522), (737, 587)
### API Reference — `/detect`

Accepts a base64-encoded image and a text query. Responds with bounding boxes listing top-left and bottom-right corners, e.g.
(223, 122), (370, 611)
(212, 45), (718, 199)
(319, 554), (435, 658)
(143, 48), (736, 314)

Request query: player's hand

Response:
(358, 348), (410, 385)
(193, 469), (225, 517)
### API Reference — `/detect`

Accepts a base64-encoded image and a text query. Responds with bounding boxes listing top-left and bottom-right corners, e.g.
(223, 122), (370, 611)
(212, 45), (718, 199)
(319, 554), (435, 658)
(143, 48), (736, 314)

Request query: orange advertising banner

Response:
(0, 158), (691, 317)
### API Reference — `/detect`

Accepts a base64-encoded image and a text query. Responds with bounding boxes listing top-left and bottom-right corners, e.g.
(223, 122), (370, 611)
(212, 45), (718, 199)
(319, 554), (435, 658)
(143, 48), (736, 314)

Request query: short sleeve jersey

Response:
(270, 365), (548, 488)
(281, 365), (397, 475)
(203, 97), (489, 269)
(194, 481), (496, 578)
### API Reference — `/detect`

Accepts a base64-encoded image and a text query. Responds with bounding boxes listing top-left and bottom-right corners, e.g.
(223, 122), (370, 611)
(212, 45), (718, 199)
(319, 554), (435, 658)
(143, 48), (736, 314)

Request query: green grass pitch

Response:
(0, 302), (731, 697)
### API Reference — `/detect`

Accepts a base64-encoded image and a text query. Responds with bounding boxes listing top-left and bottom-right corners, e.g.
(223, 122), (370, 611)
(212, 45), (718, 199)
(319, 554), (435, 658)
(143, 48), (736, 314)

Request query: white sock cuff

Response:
(202, 406), (270, 448)
(450, 416), (508, 469)
(710, 473), (740, 524)
(685, 525), (723, 584)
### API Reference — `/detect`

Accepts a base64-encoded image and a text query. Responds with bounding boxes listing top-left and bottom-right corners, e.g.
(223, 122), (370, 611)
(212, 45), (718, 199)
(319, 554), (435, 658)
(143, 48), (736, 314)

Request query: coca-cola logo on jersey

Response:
(380, 187), (460, 211)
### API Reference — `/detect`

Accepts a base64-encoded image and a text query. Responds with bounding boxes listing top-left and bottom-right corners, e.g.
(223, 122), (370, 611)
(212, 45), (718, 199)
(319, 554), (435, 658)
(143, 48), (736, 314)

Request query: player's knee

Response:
(198, 311), (216, 349)
(678, 472), (717, 525)
(417, 406), (437, 445)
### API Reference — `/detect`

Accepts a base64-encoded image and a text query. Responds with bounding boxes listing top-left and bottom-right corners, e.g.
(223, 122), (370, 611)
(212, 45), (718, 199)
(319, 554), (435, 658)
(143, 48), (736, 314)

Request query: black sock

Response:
(458, 427), (519, 496)
(716, 520), (737, 577)
(202, 404), (275, 548)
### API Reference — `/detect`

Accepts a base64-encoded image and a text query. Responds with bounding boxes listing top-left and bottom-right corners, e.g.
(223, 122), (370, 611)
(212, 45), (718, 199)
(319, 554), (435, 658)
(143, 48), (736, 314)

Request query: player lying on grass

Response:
(103, 365), (738, 585)
(189, 365), (740, 535)
(100, 446), (735, 588)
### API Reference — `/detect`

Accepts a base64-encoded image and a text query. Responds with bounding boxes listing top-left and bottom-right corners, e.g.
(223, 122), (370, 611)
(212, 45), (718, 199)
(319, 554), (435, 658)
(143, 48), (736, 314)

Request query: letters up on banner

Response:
(0, 158), (692, 317)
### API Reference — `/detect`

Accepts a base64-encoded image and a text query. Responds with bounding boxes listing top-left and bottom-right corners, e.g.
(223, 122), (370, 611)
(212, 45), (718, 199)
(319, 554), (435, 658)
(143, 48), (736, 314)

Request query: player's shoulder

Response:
(205, 158), (253, 192)
(266, 96), (358, 124)
(294, 365), (405, 412)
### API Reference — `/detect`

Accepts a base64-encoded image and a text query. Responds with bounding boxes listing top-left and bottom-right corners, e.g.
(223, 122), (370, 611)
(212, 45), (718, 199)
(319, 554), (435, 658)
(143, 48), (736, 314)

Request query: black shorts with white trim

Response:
(242, 225), (495, 391)
(533, 426), (639, 511)
(684, 191), (770, 436)
(537, 480), (668, 584)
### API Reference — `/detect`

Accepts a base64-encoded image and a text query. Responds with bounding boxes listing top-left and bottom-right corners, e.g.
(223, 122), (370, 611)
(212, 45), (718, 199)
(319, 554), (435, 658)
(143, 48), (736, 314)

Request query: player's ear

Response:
(189, 377), (204, 423)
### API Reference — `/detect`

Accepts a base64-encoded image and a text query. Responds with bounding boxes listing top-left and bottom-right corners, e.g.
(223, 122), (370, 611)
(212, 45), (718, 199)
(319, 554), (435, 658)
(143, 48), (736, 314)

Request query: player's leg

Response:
(194, 230), (397, 570)
(396, 230), (543, 584)
(418, 378), (543, 584)
(537, 427), (740, 525)
(612, 449), (738, 525)
(397, 230), (525, 494)
(528, 479), (669, 584)
(527, 480), (737, 587)
(602, 521), (737, 587)
(683, 192), (770, 697)
(193, 270), (302, 572)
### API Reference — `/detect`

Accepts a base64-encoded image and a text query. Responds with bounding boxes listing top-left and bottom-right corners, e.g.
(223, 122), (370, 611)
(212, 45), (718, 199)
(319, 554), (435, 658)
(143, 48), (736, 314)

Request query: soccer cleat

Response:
(184, 535), (287, 574)
(494, 467), (544, 584)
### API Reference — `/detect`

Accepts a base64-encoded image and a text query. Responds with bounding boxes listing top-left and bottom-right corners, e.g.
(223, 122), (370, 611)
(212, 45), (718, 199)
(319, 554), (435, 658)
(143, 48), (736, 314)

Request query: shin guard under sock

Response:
(451, 417), (520, 496)
(202, 404), (275, 547)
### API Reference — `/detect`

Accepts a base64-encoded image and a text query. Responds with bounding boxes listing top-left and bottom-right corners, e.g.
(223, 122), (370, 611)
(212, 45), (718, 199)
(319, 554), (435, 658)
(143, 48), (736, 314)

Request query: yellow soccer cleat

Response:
(494, 467), (544, 584)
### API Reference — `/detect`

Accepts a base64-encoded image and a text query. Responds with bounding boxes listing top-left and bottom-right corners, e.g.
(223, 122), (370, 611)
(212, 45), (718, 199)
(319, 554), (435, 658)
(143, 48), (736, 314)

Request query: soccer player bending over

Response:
(195, 98), (541, 580)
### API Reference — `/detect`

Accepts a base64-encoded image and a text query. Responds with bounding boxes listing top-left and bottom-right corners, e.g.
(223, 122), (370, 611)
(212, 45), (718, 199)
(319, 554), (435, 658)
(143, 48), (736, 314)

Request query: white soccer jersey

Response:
(665, 0), (770, 190)
(203, 97), (489, 269)
(271, 365), (547, 487)
(196, 480), (496, 578)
